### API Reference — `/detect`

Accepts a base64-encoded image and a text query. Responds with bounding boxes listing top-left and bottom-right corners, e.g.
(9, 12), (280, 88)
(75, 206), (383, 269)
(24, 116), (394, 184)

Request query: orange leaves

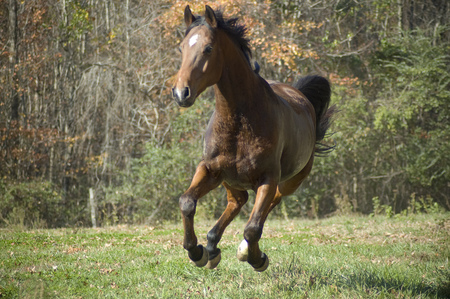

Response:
(85, 153), (107, 170)
(0, 122), (59, 177)
(161, 0), (324, 74)
(1, 122), (60, 149)
(260, 38), (319, 72)
(0, 119), (106, 179)
(329, 73), (360, 87)
(262, 40), (299, 69)
(159, 0), (269, 44)
(254, 12), (323, 72)
(62, 153), (107, 176)
(283, 20), (323, 33)
(64, 135), (81, 148)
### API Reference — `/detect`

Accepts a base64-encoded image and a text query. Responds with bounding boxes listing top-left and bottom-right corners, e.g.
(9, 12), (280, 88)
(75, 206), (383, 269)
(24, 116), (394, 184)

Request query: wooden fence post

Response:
(89, 188), (97, 228)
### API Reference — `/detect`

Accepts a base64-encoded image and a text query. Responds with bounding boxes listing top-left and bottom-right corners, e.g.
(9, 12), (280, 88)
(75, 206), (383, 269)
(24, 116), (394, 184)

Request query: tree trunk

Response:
(8, 0), (19, 120)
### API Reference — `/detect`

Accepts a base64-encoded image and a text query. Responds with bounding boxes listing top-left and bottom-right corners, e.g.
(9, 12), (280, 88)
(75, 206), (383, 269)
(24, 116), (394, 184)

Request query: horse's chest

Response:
(203, 131), (273, 188)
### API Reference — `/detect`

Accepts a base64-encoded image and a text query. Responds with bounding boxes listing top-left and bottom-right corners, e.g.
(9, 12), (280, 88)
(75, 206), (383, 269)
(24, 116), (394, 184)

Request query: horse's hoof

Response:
(236, 240), (248, 262)
(206, 250), (221, 269)
(190, 245), (209, 267)
(253, 253), (269, 272)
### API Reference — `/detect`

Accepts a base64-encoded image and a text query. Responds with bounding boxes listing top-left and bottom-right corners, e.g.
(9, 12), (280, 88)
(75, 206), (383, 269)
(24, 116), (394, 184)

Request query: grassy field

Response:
(1, 213), (449, 298)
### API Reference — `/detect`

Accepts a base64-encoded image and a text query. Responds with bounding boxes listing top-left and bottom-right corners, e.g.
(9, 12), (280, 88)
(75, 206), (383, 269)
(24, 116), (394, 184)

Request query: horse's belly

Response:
(225, 161), (265, 190)
(223, 175), (255, 191)
(204, 153), (270, 191)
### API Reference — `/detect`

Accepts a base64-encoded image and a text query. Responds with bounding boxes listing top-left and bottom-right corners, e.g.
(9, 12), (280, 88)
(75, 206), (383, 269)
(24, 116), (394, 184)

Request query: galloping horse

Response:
(172, 5), (335, 272)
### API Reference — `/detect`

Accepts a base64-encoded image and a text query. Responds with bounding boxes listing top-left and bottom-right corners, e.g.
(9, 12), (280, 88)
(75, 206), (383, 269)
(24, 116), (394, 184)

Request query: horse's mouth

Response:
(177, 97), (196, 108)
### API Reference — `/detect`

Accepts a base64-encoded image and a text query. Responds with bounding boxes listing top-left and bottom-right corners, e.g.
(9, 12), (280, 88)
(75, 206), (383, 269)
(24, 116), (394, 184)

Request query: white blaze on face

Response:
(189, 34), (199, 47)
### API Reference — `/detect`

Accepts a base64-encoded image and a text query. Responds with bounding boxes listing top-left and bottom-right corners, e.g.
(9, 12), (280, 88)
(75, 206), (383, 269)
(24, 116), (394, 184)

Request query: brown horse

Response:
(172, 5), (335, 272)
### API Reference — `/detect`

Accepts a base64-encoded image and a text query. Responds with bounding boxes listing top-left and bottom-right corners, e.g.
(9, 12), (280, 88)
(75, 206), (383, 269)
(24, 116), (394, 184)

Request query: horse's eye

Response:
(204, 45), (213, 55)
(178, 46), (182, 53)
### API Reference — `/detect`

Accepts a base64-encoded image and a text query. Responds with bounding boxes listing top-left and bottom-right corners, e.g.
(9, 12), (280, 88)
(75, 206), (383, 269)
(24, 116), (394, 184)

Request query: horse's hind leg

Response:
(180, 162), (221, 267)
(205, 183), (248, 269)
(270, 155), (314, 211)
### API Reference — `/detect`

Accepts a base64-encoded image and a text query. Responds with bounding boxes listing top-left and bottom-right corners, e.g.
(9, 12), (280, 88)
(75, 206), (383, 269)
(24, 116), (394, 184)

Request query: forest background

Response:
(0, 0), (448, 228)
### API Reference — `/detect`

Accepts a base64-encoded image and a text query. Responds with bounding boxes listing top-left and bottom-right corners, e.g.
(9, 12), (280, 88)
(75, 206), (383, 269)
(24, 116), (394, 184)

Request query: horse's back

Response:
(266, 80), (315, 118)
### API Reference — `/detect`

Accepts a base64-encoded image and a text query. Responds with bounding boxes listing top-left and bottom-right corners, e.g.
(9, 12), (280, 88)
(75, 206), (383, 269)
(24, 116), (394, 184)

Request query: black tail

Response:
(293, 75), (336, 154)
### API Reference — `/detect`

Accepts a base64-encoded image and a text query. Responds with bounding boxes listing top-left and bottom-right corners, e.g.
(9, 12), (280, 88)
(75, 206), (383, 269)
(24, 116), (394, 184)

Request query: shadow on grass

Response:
(270, 255), (450, 298)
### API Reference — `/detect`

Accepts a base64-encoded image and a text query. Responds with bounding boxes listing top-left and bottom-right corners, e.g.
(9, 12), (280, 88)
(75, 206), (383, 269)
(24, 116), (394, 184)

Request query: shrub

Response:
(0, 179), (64, 228)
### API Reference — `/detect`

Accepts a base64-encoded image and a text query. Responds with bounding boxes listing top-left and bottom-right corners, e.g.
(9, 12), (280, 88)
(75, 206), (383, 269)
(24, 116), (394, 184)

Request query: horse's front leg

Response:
(238, 180), (277, 272)
(180, 162), (221, 267)
(205, 183), (248, 269)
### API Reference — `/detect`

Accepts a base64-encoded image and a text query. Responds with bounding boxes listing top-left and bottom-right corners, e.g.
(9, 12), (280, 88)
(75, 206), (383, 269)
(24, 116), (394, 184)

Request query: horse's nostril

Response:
(182, 87), (190, 100)
(173, 87), (191, 101)
(172, 87), (191, 101)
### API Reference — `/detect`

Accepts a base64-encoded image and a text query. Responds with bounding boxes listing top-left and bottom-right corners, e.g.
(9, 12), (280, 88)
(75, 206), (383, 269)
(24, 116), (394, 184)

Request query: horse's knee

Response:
(243, 223), (263, 243)
(179, 194), (196, 217)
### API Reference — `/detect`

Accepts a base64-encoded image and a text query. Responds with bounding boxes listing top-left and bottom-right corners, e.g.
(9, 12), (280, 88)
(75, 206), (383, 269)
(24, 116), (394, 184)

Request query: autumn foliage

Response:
(1, 0), (448, 227)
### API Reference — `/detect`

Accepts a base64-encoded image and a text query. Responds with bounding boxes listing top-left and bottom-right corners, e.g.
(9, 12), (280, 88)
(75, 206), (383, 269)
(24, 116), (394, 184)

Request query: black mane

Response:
(186, 9), (252, 62)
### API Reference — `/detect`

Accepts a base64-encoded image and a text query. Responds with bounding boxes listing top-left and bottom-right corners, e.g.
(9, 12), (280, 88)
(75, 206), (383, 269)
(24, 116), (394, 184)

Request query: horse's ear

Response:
(205, 5), (217, 28)
(184, 5), (196, 27)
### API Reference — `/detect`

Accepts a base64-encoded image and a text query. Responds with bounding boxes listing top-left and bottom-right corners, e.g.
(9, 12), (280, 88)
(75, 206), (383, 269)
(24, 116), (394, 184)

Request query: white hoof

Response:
(206, 251), (221, 269)
(191, 245), (208, 267)
(236, 240), (248, 262)
(254, 253), (269, 272)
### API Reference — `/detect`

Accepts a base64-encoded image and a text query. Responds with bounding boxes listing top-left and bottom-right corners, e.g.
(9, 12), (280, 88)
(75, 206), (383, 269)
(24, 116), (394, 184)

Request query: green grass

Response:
(1, 214), (449, 298)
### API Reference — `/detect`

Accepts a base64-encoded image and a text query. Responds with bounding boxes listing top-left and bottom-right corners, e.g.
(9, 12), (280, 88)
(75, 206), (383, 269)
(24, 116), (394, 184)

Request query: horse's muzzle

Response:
(172, 86), (195, 107)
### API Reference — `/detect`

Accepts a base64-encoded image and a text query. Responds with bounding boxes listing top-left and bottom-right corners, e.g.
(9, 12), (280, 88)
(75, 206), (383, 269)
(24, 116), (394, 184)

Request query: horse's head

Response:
(172, 5), (223, 107)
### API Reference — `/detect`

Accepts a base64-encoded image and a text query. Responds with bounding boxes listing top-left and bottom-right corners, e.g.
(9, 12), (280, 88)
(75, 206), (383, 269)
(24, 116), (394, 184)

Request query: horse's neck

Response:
(213, 47), (260, 118)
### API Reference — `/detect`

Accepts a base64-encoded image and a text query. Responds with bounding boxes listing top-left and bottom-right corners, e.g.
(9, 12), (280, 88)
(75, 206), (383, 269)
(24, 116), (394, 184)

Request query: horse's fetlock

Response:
(183, 240), (197, 252)
(207, 230), (221, 244)
(243, 224), (263, 243)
